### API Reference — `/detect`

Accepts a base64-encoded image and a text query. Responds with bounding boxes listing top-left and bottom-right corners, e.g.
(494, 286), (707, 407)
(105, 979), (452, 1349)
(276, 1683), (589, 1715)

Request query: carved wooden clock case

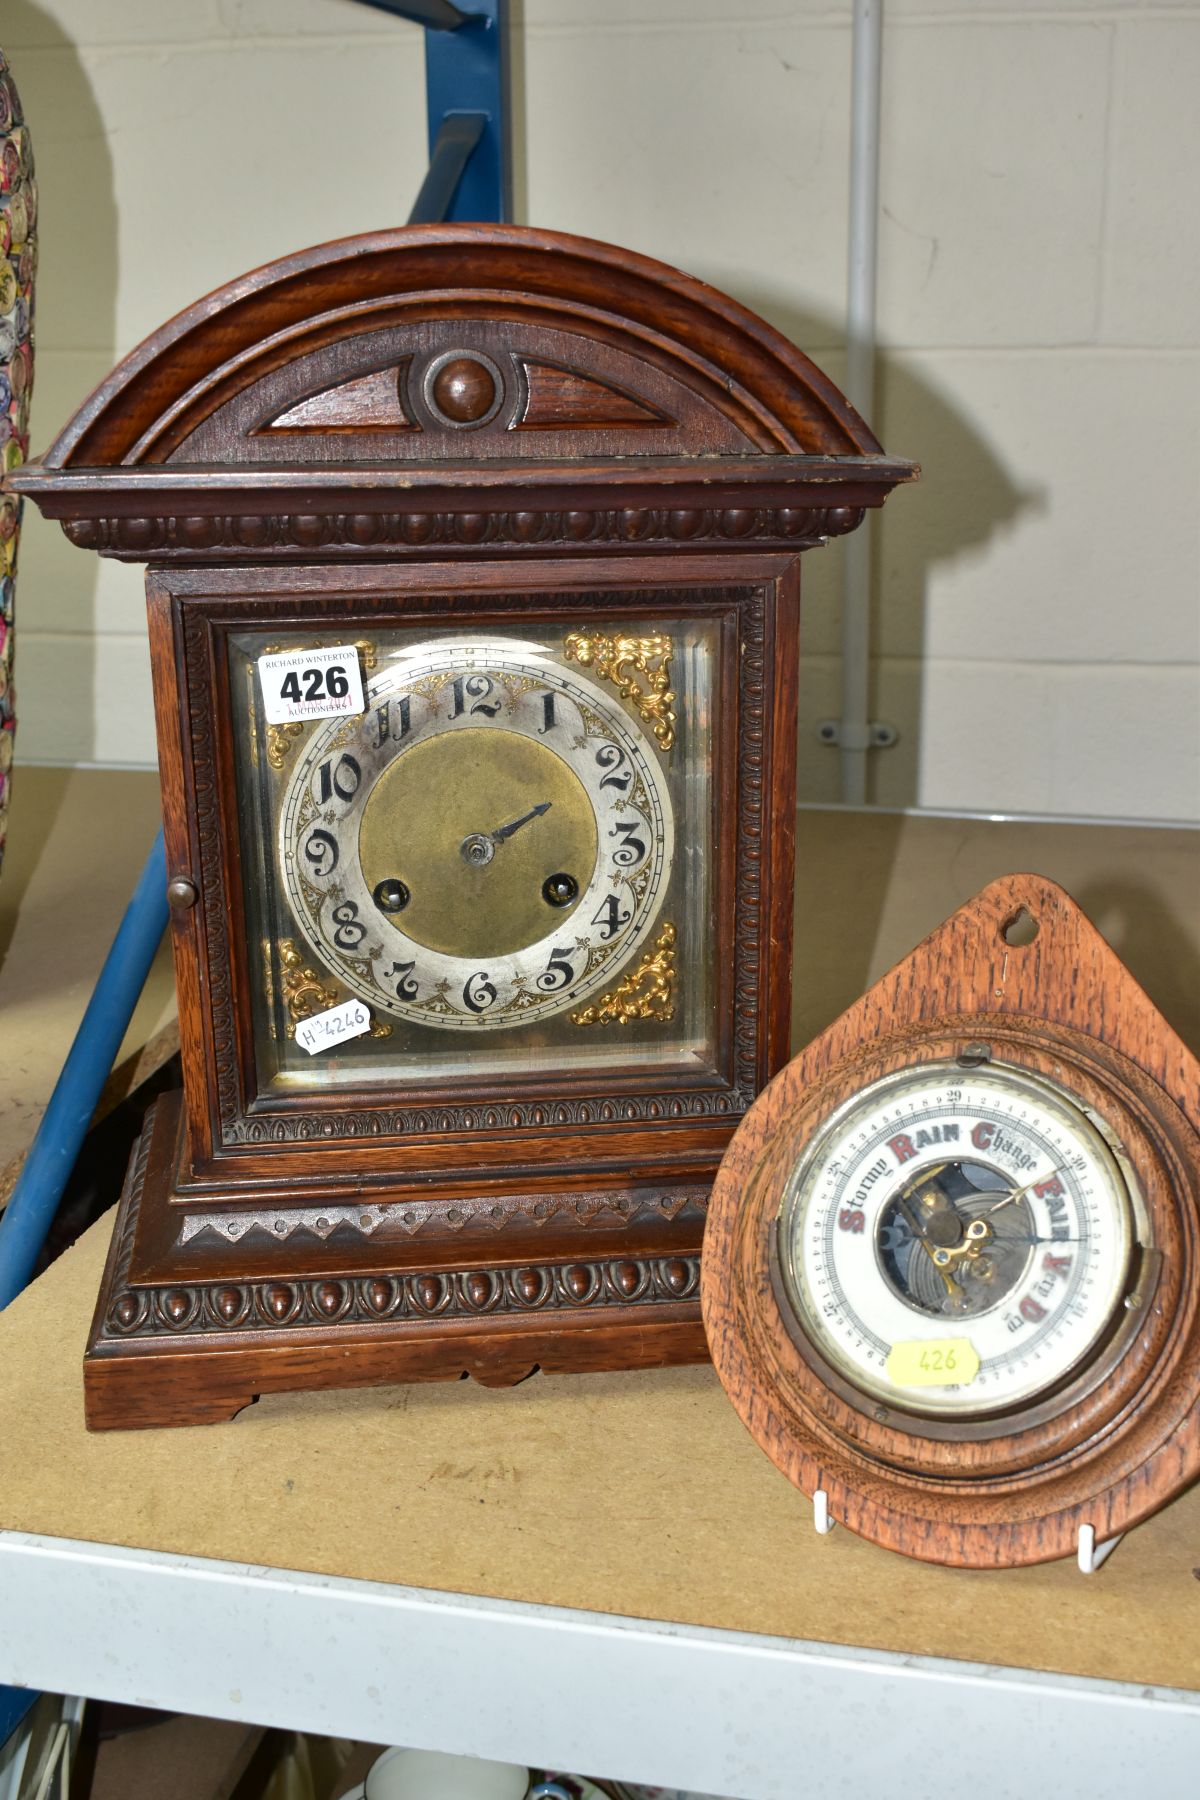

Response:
(14, 225), (913, 1429)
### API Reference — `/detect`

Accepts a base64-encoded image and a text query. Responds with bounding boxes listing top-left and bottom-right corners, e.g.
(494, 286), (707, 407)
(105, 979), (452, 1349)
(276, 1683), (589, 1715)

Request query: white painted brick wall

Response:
(8, 0), (1199, 821)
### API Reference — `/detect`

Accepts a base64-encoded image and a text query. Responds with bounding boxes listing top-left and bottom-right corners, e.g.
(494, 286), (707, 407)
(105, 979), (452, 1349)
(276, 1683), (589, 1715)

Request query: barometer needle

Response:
(490, 801), (552, 843)
(988, 1162), (1071, 1215)
(992, 1235), (1085, 1246)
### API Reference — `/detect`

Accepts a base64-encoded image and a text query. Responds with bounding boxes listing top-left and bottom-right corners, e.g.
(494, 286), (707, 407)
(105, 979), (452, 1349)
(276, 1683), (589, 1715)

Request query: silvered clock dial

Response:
(276, 638), (675, 1032)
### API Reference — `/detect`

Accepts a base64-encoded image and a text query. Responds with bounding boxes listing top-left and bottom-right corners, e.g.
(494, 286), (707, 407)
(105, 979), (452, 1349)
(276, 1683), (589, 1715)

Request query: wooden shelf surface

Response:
(1, 793), (1197, 1697)
(5, 1208), (1200, 1693)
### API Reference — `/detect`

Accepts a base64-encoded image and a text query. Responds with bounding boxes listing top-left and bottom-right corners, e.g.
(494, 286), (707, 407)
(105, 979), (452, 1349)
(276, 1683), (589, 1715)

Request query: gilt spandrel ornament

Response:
(266, 720), (304, 772)
(572, 922), (677, 1027)
(278, 938), (338, 1025)
(564, 630), (676, 752)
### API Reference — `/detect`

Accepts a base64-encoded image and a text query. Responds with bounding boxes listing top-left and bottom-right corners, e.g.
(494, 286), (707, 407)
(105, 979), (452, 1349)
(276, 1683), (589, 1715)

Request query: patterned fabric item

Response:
(0, 48), (35, 875)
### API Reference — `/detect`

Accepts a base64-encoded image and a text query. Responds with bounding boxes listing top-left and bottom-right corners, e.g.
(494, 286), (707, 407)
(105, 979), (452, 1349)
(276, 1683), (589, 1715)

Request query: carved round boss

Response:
(421, 351), (505, 428)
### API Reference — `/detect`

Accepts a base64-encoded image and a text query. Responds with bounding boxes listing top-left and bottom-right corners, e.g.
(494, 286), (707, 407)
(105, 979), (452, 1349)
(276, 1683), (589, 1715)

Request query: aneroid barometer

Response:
(12, 225), (913, 1428)
(702, 876), (1200, 1568)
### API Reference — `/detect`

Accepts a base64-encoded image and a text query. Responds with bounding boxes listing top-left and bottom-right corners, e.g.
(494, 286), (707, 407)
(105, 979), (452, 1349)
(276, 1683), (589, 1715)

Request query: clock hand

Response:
(490, 800), (552, 844)
(460, 801), (553, 869)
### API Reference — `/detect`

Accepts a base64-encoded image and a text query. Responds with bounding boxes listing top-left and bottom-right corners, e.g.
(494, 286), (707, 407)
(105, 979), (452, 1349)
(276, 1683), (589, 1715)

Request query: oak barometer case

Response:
(702, 875), (1200, 1568)
(13, 225), (913, 1428)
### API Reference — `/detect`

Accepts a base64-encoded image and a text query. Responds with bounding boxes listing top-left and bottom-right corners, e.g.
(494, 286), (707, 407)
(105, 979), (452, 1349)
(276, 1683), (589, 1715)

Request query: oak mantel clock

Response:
(14, 225), (913, 1429)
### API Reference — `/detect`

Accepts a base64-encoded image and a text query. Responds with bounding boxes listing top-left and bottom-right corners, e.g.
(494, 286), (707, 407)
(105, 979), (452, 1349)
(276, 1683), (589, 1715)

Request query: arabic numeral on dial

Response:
(331, 900), (366, 950)
(609, 819), (647, 867)
(374, 696), (411, 748)
(463, 970), (498, 1013)
(450, 674), (501, 719)
(302, 827), (339, 878)
(591, 893), (631, 941)
(315, 753), (361, 805)
(595, 741), (632, 792)
(385, 959), (419, 1001)
(536, 947), (575, 992)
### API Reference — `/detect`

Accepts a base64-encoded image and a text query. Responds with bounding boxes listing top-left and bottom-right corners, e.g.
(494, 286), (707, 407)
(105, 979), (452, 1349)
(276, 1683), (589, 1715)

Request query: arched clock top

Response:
(9, 226), (915, 562)
(40, 225), (880, 467)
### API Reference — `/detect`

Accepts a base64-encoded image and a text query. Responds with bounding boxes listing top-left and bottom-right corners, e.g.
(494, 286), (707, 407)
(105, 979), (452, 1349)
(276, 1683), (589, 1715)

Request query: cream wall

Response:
(8, 0), (1200, 821)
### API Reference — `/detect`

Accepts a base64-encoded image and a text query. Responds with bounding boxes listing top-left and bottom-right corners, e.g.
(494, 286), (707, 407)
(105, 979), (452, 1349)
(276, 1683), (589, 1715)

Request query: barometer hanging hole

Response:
(1002, 905), (1039, 946)
(542, 872), (579, 908)
(373, 877), (411, 913)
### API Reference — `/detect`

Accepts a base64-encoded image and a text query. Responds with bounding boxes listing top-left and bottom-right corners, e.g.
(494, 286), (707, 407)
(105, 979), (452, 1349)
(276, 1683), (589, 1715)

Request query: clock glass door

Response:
(225, 603), (726, 1097)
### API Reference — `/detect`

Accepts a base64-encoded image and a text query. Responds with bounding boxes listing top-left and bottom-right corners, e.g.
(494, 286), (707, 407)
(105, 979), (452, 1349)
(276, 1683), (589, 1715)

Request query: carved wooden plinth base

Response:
(84, 1099), (709, 1430)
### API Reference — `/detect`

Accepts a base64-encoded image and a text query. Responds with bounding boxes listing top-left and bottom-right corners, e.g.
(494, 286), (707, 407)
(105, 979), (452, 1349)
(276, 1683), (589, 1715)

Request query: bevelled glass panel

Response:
(227, 607), (722, 1095)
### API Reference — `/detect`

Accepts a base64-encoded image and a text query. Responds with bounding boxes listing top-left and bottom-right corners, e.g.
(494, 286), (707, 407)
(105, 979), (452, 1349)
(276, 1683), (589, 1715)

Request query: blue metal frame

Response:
(0, 831), (168, 1748)
(353, 0), (510, 223)
(0, 1686), (36, 1753)
(421, 0), (509, 223)
(0, 831), (169, 1313)
(408, 112), (487, 225)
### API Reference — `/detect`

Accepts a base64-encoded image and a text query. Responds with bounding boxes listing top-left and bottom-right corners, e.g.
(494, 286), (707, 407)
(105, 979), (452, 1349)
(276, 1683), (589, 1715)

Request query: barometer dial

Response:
(776, 1061), (1136, 1417)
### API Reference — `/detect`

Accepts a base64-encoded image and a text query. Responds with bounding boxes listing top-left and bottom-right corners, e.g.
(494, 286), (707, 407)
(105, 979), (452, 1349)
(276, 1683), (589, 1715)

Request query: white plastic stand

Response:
(810, 1496), (1125, 1575)
(1076, 1524), (1124, 1575)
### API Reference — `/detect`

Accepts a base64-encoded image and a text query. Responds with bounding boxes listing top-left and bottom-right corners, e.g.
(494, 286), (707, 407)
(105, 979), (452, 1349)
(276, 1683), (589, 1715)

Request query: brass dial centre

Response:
(357, 728), (598, 960)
